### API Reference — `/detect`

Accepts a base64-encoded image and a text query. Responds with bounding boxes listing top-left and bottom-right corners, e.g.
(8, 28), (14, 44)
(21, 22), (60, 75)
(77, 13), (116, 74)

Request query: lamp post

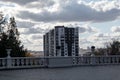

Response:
(91, 46), (95, 56)
(91, 46), (95, 65)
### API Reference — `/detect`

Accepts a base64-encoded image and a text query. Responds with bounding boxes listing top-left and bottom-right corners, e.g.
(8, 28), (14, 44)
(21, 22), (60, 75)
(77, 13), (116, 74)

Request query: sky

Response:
(0, 0), (120, 51)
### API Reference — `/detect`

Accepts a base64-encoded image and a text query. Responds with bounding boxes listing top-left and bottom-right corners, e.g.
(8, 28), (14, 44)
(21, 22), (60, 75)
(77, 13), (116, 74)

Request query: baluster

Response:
(34, 58), (37, 65)
(32, 58), (34, 65)
(21, 59), (24, 66)
(100, 57), (103, 64)
(29, 58), (33, 65)
(19, 59), (21, 66)
(111, 57), (113, 63)
(89, 57), (90, 64)
(116, 57), (119, 63)
(94, 57), (97, 64)
(12, 59), (15, 66)
(41, 59), (44, 65)
(79, 57), (82, 64)
(26, 58), (29, 66)
(0, 59), (1, 67)
(72, 58), (75, 64)
(16, 59), (19, 66)
(36, 58), (39, 65)
(119, 57), (120, 63)
(112, 57), (114, 63)
(110, 57), (112, 63)
(115, 57), (117, 63)
(105, 57), (108, 63)
(115, 57), (116, 63)
(82, 57), (84, 64)
(38, 59), (41, 65)
(85, 57), (87, 64)
(113, 57), (115, 63)
(106, 57), (108, 63)
(77, 57), (79, 64)
(98, 57), (100, 64)
(28, 58), (31, 65)
(36, 58), (40, 65)
(23, 59), (26, 66)
(108, 57), (110, 63)
(33, 58), (36, 65)
(2, 59), (6, 67)
(76, 57), (78, 64)
(0, 59), (3, 67)
(32, 58), (35, 65)
(96, 57), (98, 64)
(40, 58), (42, 65)
(103, 57), (105, 63)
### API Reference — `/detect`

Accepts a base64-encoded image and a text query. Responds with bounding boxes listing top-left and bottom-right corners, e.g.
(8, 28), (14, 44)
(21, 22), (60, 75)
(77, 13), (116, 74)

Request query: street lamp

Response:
(91, 46), (95, 56)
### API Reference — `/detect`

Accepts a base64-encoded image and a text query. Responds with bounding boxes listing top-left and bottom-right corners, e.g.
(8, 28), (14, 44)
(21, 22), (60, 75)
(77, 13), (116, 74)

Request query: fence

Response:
(1, 55), (120, 69)
(0, 49), (120, 69)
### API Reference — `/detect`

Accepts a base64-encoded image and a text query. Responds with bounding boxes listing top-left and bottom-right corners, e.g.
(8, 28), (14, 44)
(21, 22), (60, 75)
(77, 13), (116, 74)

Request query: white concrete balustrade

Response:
(0, 49), (119, 69)
(73, 56), (120, 66)
(0, 58), (7, 69)
(11, 57), (45, 68)
(1, 55), (120, 69)
(0, 57), (45, 69)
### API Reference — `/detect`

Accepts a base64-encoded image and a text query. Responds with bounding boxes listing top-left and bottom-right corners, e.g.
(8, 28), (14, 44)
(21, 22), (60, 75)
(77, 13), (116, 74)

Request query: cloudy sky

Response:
(0, 0), (120, 51)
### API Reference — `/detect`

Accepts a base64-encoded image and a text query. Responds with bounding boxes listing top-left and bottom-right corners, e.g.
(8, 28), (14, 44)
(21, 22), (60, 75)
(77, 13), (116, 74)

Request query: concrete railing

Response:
(72, 56), (120, 66)
(1, 51), (120, 69)
(0, 57), (46, 69)
(46, 56), (120, 67)
(0, 49), (47, 69)
(1, 56), (120, 69)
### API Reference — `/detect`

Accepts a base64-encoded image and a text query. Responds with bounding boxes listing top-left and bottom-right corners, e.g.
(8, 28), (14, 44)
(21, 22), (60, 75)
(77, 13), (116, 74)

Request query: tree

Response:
(0, 17), (27, 57)
(93, 48), (106, 56)
(106, 40), (120, 55)
(0, 33), (8, 57)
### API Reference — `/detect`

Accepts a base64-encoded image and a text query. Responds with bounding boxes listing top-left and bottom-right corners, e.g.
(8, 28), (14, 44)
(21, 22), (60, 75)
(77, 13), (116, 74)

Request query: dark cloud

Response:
(17, 1), (120, 23)
(69, 24), (97, 33)
(0, 0), (55, 8)
(17, 21), (35, 28)
(26, 0), (55, 8)
(20, 27), (46, 34)
(0, 0), (37, 5)
(31, 34), (43, 40)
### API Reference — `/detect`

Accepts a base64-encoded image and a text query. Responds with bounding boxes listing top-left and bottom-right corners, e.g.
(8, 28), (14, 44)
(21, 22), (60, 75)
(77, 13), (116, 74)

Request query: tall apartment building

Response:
(43, 26), (79, 56)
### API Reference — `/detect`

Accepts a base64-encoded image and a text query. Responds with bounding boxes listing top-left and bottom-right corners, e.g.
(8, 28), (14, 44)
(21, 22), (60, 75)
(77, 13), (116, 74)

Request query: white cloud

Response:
(15, 0), (120, 23)
(111, 26), (120, 32)
(1, 0), (120, 51)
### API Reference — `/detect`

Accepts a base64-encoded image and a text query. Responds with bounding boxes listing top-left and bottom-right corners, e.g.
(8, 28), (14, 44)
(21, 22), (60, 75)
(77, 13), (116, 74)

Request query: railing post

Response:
(44, 56), (49, 68)
(6, 49), (12, 68)
(90, 54), (95, 65)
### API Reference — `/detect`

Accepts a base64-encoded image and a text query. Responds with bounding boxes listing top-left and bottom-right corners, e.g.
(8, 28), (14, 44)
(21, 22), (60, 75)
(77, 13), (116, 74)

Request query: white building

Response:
(43, 26), (79, 56)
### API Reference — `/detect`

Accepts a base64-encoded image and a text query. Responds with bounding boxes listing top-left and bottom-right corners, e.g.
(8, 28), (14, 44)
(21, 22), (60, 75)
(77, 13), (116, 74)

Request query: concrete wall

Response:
(48, 57), (73, 68)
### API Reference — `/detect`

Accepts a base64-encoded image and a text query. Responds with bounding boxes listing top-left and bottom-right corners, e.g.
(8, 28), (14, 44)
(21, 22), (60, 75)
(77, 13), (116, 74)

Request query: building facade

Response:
(43, 26), (79, 56)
